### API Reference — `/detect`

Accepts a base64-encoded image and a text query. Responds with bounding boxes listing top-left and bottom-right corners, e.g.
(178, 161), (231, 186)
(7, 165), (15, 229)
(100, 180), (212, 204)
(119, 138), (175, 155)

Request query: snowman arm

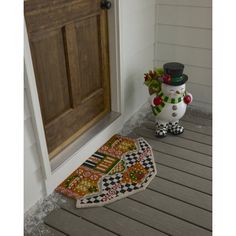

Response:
(149, 93), (157, 106)
(187, 92), (193, 102)
(185, 92), (193, 104)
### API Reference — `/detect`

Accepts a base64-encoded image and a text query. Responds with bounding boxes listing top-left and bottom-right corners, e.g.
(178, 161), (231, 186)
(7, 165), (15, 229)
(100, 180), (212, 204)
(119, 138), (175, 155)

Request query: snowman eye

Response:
(170, 89), (175, 92)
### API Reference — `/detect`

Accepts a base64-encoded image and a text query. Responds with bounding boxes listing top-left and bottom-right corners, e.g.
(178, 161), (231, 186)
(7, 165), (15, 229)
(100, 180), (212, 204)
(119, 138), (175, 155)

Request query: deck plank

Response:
(147, 112), (212, 127)
(60, 198), (167, 236)
(44, 208), (117, 236)
(153, 150), (212, 180)
(107, 198), (211, 236)
(143, 121), (212, 145)
(148, 177), (212, 211)
(129, 189), (212, 230)
(39, 224), (67, 236)
(24, 224), (67, 236)
(141, 136), (212, 167)
(156, 164), (212, 194)
(182, 112), (212, 126)
(181, 120), (212, 136)
(146, 114), (212, 136)
(134, 127), (212, 156)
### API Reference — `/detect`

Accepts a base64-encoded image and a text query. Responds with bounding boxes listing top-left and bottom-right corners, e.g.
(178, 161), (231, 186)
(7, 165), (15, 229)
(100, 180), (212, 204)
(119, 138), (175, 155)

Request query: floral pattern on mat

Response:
(56, 166), (103, 199)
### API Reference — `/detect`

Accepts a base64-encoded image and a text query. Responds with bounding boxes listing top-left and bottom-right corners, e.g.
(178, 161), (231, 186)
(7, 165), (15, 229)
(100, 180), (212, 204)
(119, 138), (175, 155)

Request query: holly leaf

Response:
(148, 79), (161, 92)
(144, 79), (151, 87)
(155, 67), (164, 77)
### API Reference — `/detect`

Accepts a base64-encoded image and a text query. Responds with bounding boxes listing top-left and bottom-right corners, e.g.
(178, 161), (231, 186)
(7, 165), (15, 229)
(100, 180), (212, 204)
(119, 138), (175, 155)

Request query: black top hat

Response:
(163, 62), (188, 86)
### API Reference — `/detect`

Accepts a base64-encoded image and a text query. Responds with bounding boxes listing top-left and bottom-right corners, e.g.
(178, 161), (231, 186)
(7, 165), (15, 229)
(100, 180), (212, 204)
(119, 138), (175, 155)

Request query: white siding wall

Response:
(121, 0), (156, 120)
(24, 0), (156, 212)
(24, 76), (45, 212)
(154, 0), (212, 112)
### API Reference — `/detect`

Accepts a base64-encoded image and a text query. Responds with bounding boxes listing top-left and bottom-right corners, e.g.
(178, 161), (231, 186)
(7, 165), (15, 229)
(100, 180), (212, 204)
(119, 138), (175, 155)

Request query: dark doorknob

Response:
(101, 0), (112, 10)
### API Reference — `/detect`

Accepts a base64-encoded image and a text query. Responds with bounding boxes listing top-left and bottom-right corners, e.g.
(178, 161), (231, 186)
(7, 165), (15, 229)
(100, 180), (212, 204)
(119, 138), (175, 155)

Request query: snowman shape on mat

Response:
(150, 62), (193, 137)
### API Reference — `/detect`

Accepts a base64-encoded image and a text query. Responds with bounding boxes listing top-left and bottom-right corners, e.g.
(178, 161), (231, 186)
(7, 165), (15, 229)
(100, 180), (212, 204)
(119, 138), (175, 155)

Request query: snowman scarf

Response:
(152, 91), (184, 116)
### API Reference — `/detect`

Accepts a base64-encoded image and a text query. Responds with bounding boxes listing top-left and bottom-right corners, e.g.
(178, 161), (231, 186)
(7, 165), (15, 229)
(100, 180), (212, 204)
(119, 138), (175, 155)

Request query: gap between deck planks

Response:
(153, 150), (212, 180)
(147, 112), (212, 136)
(179, 120), (212, 136)
(43, 111), (212, 236)
(128, 189), (212, 230)
(59, 197), (168, 236)
(44, 208), (119, 236)
(45, 195), (211, 236)
(134, 127), (212, 156)
(148, 177), (212, 211)
(128, 131), (212, 193)
(143, 121), (212, 145)
(25, 223), (67, 236)
(107, 198), (212, 236)
(139, 135), (212, 167)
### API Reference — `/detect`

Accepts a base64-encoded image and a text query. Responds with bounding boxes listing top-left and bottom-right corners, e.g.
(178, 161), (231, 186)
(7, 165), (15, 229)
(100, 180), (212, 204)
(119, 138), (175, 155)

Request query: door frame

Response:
(24, 0), (124, 195)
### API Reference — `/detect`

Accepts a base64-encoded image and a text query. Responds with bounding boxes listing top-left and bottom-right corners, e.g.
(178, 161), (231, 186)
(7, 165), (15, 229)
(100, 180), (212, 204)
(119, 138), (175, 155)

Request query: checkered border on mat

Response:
(76, 137), (157, 208)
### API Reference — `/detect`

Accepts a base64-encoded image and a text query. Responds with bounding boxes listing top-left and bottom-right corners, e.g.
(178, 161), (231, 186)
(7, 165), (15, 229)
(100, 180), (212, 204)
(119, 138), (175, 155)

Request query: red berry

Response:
(153, 96), (162, 106)
(184, 95), (192, 104)
(163, 74), (171, 84)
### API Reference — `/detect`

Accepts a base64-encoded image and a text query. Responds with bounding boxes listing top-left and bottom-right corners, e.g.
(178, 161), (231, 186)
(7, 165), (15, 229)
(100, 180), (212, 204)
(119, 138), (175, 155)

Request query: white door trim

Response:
(24, 24), (51, 180)
(24, 0), (124, 195)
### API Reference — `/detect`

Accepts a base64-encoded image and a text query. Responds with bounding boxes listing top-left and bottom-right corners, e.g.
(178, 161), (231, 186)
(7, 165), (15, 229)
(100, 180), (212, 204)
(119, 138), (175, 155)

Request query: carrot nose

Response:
(176, 91), (180, 94)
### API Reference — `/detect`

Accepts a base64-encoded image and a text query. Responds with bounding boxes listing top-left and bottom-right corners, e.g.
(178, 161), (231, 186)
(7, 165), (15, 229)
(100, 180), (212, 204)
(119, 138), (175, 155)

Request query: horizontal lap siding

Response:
(156, 44), (211, 68)
(157, 25), (212, 49)
(155, 0), (212, 112)
(24, 81), (45, 212)
(188, 82), (212, 104)
(157, 0), (212, 7)
(158, 5), (212, 28)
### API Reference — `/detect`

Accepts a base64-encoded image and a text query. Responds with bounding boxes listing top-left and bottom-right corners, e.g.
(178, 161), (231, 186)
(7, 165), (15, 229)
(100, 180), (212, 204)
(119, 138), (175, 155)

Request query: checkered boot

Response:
(155, 122), (168, 137)
(168, 121), (184, 135)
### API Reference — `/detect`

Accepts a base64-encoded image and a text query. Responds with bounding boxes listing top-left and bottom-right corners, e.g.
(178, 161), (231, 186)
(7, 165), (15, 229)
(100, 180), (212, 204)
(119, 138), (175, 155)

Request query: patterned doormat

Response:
(56, 134), (157, 208)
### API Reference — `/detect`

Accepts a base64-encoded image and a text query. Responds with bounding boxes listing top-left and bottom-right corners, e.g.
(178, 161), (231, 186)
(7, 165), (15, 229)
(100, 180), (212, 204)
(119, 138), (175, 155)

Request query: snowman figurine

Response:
(149, 62), (193, 137)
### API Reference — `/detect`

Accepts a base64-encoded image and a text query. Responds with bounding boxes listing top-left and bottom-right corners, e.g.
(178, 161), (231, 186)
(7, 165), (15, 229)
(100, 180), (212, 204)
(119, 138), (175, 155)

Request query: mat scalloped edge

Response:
(55, 134), (157, 208)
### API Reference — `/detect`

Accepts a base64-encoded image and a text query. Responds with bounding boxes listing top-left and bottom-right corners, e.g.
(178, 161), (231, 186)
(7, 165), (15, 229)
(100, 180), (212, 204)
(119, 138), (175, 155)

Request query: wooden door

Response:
(25, 0), (111, 158)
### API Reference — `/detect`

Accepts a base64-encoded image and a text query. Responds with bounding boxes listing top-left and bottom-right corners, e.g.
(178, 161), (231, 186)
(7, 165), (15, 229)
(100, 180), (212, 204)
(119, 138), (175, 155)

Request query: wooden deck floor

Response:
(43, 111), (212, 236)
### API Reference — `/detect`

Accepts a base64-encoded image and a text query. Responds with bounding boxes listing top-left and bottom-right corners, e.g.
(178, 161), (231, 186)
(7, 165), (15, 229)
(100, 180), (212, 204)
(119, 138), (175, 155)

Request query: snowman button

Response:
(172, 105), (177, 110)
(172, 112), (177, 117)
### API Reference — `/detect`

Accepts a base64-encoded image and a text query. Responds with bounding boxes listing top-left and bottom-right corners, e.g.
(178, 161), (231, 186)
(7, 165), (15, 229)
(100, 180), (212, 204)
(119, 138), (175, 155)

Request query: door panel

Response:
(30, 29), (72, 124)
(75, 16), (103, 100)
(45, 89), (105, 154)
(25, 0), (111, 158)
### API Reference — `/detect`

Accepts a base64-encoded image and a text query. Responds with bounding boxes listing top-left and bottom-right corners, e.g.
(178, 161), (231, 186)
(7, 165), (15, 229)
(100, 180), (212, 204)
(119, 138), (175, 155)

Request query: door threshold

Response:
(50, 111), (121, 172)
